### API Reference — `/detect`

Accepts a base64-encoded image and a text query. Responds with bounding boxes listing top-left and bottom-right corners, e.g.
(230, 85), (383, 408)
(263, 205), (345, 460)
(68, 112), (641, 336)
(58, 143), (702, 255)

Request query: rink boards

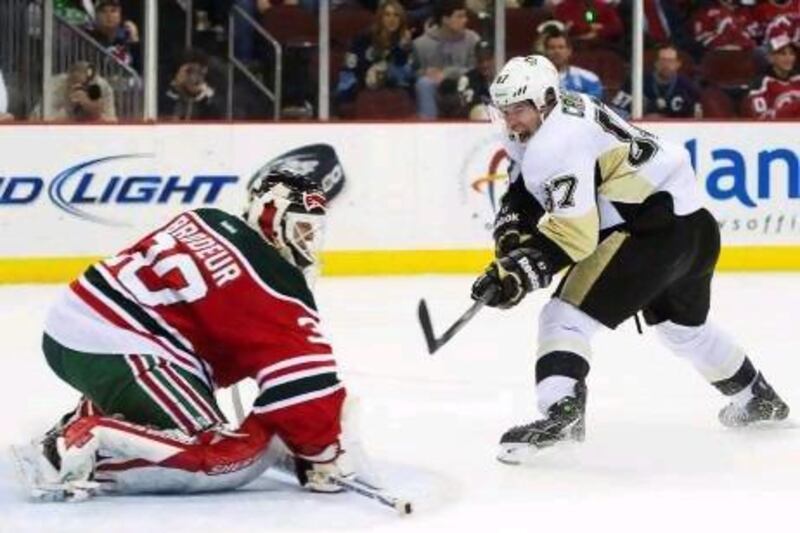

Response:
(0, 121), (798, 282)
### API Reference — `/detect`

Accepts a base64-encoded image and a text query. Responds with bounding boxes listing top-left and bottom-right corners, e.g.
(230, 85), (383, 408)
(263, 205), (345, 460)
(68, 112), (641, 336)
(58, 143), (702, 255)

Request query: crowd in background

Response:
(0, 0), (798, 122)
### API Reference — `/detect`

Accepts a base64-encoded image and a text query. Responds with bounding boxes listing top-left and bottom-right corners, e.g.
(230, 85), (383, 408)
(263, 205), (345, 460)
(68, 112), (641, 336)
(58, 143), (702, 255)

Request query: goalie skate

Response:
(498, 382), (587, 465)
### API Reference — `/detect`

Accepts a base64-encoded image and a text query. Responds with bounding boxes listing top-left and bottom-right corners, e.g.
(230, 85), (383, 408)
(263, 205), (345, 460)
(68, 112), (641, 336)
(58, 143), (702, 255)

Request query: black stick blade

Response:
(417, 299), (440, 354)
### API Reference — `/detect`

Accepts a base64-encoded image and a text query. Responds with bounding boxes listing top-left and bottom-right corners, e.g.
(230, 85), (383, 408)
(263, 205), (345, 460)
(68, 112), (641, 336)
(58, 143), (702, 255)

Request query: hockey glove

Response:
(493, 203), (534, 257)
(294, 444), (355, 493)
(471, 248), (552, 309)
(492, 175), (543, 257)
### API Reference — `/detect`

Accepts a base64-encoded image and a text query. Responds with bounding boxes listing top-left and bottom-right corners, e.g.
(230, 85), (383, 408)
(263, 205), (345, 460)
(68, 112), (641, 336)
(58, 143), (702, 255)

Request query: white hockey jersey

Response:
(501, 91), (704, 263)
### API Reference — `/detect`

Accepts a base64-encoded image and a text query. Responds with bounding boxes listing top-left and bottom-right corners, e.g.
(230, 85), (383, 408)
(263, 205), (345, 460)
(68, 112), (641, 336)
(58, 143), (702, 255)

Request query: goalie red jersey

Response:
(45, 207), (344, 457)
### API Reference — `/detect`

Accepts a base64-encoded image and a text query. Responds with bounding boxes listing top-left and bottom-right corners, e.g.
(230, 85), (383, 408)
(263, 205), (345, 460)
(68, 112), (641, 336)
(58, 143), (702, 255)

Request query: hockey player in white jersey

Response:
(470, 55), (790, 463)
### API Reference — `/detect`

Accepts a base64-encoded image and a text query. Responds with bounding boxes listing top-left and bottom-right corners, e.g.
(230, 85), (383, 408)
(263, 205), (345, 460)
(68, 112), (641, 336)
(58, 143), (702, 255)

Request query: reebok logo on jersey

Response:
(494, 212), (520, 229)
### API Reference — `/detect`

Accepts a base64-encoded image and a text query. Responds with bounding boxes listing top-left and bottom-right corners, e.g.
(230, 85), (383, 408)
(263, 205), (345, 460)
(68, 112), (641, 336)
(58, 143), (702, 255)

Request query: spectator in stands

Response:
(412, 0), (480, 118)
(745, 34), (800, 118)
(763, 13), (800, 50)
(159, 50), (223, 121)
(86, 0), (141, 72)
(335, 0), (415, 110)
(459, 39), (495, 119)
(232, 0), (271, 63)
(751, 0), (799, 44)
(437, 40), (494, 118)
(542, 28), (604, 100)
(549, 0), (623, 45)
(0, 69), (12, 121)
(31, 61), (116, 122)
(611, 43), (701, 118)
(692, 0), (757, 50)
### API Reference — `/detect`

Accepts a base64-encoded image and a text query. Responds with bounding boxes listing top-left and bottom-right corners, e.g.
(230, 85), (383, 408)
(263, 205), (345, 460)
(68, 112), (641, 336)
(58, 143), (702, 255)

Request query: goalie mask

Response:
(245, 168), (327, 270)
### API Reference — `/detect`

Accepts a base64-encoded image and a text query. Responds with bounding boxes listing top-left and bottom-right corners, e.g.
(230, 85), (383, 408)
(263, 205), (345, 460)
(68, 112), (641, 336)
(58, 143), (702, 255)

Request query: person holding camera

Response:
(159, 50), (223, 121)
(86, 0), (141, 72)
(32, 61), (117, 122)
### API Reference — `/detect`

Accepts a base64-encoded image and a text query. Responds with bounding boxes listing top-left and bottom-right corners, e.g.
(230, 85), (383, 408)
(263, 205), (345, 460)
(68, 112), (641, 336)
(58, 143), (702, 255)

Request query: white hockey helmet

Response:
(489, 55), (560, 112)
(244, 166), (327, 270)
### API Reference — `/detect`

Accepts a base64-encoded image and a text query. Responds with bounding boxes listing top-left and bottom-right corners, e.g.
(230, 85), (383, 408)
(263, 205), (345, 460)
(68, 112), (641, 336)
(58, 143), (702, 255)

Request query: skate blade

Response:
(730, 417), (798, 431)
(496, 443), (548, 465)
(497, 440), (584, 465)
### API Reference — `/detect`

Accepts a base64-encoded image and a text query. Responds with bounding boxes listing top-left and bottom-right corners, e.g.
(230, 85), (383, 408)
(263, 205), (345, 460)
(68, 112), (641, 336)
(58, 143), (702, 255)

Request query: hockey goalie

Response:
(13, 167), (368, 502)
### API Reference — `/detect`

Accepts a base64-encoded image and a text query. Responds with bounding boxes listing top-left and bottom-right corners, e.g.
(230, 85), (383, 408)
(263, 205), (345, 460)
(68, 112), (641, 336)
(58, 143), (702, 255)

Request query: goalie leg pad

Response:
(94, 415), (276, 494)
(19, 414), (278, 497)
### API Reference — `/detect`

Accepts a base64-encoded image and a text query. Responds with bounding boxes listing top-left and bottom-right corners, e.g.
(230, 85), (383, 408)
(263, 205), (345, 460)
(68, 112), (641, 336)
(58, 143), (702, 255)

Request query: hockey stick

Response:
(231, 384), (246, 424)
(274, 451), (413, 516)
(417, 286), (496, 354)
(323, 474), (413, 516)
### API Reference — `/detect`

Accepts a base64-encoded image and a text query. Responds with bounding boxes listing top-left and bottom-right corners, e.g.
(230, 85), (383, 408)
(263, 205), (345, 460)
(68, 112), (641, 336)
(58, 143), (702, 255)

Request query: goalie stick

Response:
(229, 389), (413, 515)
(324, 474), (413, 516)
(417, 286), (496, 354)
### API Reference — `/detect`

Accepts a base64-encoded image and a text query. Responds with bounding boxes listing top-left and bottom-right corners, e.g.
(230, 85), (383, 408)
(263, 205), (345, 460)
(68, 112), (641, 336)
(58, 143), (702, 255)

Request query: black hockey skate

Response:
(718, 372), (789, 427)
(498, 381), (587, 465)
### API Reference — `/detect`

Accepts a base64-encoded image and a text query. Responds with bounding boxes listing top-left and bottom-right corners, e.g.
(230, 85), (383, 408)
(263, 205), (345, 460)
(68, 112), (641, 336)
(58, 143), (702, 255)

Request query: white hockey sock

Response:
(655, 321), (746, 383)
(728, 373), (758, 406)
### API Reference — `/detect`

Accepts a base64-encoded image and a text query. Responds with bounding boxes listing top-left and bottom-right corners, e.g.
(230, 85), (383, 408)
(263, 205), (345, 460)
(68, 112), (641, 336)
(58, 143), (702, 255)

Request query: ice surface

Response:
(1, 274), (799, 533)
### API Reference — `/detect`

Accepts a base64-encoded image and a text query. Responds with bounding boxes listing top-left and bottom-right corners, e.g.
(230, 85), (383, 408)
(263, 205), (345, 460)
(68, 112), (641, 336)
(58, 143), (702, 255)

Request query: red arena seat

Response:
(700, 49), (758, 90)
(354, 88), (415, 119)
(572, 47), (627, 96)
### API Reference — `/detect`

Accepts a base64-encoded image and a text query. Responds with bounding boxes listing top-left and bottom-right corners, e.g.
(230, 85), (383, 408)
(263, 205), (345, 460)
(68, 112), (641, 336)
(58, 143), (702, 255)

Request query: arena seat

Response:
(354, 88), (415, 119)
(700, 49), (758, 90)
(331, 6), (374, 51)
(505, 7), (554, 58)
(262, 5), (318, 45)
(700, 85), (737, 118)
(571, 47), (627, 97)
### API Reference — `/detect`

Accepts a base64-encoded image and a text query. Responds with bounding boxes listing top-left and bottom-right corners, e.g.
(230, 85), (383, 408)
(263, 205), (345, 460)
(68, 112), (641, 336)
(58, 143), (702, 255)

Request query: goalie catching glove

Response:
(471, 247), (552, 309)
